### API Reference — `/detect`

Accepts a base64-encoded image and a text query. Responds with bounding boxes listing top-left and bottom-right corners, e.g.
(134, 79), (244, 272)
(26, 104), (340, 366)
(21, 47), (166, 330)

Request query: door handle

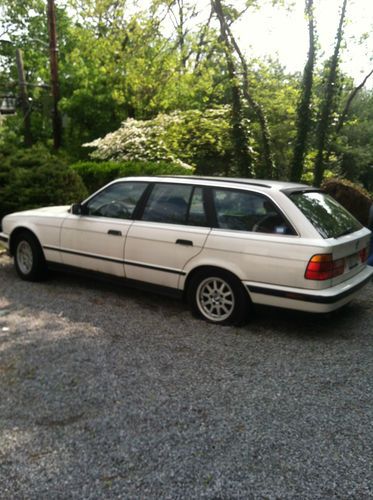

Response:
(176, 239), (193, 246)
(108, 230), (122, 236)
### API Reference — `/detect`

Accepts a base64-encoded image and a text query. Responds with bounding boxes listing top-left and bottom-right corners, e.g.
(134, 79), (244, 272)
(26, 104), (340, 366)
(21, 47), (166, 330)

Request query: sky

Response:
(234, 0), (373, 86)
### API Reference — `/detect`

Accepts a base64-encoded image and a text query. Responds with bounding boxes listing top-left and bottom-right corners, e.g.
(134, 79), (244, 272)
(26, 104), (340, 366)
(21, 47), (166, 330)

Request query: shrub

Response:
(70, 160), (194, 193)
(0, 145), (88, 221)
(83, 108), (237, 174)
(322, 178), (373, 226)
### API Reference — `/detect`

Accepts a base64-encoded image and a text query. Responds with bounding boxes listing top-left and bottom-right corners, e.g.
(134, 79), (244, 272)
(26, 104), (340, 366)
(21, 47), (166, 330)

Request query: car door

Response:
(124, 183), (211, 288)
(60, 181), (148, 276)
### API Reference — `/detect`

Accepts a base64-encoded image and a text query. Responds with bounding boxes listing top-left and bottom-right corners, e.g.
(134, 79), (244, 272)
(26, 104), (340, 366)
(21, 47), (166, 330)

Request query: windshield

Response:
(290, 191), (362, 239)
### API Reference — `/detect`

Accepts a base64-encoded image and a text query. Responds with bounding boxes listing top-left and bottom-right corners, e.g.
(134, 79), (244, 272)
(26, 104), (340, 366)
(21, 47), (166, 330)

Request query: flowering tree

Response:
(84, 107), (241, 174)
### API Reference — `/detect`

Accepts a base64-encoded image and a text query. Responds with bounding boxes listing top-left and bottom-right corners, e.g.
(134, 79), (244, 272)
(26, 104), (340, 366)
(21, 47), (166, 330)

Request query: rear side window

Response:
(142, 183), (192, 224)
(142, 184), (209, 226)
(290, 191), (362, 238)
(212, 188), (296, 235)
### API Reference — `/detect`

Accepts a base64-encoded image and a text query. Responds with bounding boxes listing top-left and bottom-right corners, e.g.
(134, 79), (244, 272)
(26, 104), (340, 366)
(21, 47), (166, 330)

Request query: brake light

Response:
(359, 246), (368, 263)
(305, 254), (345, 281)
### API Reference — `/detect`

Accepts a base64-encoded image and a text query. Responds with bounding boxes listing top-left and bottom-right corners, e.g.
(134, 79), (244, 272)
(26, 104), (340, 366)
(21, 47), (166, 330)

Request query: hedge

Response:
(70, 160), (194, 193)
(0, 146), (88, 221)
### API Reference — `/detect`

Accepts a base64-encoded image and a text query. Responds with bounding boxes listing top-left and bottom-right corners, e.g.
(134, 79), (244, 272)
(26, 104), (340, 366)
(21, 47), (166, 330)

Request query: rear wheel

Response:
(187, 269), (250, 325)
(14, 232), (47, 281)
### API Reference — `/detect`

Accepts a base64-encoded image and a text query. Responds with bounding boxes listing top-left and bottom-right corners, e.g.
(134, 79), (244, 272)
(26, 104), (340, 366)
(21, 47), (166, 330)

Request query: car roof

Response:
(114, 175), (311, 192)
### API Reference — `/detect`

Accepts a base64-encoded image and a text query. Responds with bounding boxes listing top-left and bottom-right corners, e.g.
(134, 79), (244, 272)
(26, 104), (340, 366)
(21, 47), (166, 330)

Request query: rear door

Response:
(124, 183), (211, 288)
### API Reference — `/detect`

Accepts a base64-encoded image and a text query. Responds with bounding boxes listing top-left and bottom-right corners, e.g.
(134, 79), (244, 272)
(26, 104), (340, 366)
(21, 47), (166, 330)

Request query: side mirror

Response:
(71, 203), (82, 215)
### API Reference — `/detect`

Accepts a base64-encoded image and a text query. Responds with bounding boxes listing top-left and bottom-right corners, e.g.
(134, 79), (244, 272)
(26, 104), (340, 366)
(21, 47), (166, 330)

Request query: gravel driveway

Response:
(0, 252), (372, 499)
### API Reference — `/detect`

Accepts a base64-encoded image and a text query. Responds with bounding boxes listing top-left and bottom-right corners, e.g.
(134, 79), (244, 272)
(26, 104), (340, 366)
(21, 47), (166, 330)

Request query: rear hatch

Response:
(289, 190), (371, 285)
(327, 230), (371, 285)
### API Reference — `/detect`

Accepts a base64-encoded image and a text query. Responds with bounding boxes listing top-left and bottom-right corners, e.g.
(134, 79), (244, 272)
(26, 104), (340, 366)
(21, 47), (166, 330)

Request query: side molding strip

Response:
(43, 245), (186, 276)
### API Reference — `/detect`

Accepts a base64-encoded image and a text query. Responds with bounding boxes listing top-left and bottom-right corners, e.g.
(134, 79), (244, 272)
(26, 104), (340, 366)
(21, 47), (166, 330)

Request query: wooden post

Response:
(15, 48), (32, 147)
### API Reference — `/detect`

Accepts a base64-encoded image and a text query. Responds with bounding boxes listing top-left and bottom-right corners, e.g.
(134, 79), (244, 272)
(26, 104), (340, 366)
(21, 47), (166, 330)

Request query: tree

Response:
(249, 59), (299, 180)
(335, 68), (373, 134)
(211, 0), (280, 178)
(331, 88), (373, 184)
(0, 0), (74, 146)
(212, 0), (254, 177)
(313, 0), (348, 186)
(84, 107), (237, 174)
(290, 0), (316, 182)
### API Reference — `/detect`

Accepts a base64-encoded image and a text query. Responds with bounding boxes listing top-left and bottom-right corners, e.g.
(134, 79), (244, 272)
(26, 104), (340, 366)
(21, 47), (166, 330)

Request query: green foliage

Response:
(0, 145), (87, 220)
(241, 59), (300, 179)
(334, 90), (373, 189)
(70, 160), (193, 193)
(57, 4), (228, 155)
(3, 0), (230, 153)
(0, 0), (372, 186)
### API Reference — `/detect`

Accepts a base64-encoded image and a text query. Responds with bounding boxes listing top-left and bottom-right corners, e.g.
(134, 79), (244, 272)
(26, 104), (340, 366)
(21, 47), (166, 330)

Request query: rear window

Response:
(290, 191), (362, 239)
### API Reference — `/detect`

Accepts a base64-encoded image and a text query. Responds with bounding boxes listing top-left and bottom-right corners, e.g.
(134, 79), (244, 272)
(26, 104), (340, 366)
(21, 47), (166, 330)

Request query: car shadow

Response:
(0, 256), (371, 343)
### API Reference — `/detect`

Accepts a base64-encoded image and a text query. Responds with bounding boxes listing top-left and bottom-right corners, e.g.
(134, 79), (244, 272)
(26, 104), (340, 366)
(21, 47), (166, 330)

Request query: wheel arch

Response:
(182, 264), (250, 300)
(9, 227), (43, 256)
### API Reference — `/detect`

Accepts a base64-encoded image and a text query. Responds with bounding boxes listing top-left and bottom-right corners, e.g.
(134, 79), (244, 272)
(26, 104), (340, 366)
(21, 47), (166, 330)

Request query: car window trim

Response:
(136, 182), (212, 228)
(204, 187), (218, 228)
(81, 180), (150, 220)
(210, 186), (299, 236)
(132, 182), (154, 220)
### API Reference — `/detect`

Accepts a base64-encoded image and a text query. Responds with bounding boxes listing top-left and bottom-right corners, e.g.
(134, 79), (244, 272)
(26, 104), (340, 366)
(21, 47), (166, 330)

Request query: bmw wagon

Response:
(1, 176), (372, 325)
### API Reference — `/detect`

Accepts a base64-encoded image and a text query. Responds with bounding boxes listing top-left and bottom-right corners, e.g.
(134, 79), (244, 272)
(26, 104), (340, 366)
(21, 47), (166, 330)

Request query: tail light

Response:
(359, 246), (368, 263)
(305, 254), (345, 281)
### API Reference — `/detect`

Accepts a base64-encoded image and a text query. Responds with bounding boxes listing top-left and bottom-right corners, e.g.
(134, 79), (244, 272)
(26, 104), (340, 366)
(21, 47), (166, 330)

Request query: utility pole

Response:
(47, 0), (61, 150)
(15, 48), (32, 147)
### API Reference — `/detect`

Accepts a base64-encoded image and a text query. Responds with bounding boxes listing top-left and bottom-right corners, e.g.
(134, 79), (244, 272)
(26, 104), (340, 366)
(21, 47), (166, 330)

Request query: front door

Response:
(60, 181), (148, 276)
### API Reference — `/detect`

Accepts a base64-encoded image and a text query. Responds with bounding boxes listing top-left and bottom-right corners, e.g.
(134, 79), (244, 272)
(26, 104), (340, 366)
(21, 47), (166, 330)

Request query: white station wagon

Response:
(1, 176), (372, 325)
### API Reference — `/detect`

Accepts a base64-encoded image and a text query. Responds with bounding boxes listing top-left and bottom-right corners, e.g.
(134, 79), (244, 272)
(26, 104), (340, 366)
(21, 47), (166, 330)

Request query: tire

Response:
(14, 231), (47, 281)
(187, 269), (250, 325)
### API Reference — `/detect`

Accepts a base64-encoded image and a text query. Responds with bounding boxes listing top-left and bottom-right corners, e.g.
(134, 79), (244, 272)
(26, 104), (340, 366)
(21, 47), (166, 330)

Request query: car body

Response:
(1, 176), (372, 324)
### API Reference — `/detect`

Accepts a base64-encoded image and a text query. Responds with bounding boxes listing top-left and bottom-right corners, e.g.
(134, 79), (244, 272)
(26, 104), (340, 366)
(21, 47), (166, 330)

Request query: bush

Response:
(0, 145), (88, 221)
(83, 108), (236, 175)
(70, 160), (194, 193)
(322, 178), (373, 226)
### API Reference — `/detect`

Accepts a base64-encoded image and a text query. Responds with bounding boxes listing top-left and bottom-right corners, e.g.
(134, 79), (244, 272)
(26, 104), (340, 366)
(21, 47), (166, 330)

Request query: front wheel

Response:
(187, 269), (250, 325)
(14, 232), (47, 281)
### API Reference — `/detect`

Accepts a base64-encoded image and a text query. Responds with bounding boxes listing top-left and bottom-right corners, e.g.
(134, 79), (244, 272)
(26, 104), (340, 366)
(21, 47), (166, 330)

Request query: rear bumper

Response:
(245, 266), (373, 313)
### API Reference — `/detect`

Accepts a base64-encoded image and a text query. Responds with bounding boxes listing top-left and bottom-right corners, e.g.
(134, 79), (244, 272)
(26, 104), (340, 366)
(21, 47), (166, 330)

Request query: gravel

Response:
(0, 252), (372, 499)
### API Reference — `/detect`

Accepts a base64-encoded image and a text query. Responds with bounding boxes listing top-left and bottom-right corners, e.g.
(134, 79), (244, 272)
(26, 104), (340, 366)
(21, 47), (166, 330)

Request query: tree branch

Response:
(336, 68), (373, 133)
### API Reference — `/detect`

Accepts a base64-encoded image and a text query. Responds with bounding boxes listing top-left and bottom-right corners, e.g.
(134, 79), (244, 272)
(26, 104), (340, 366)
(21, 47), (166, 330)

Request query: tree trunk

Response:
(212, 0), (253, 177)
(313, 0), (348, 187)
(47, 0), (62, 150)
(15, 48), (32, 147)
(290, 0), (315, 182)
(213, 0), (276, 179)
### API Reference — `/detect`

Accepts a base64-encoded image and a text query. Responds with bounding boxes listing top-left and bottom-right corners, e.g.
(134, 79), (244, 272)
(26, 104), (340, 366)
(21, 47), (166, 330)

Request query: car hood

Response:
(7, 205), (71, 217)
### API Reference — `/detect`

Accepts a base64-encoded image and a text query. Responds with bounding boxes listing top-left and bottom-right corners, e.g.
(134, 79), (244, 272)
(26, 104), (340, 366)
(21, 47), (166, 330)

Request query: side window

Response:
(142, 183), (193, 224)
(86, 182), (148, 219)
(187, 187), (208, 227)
(213, 189), (296, 235)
